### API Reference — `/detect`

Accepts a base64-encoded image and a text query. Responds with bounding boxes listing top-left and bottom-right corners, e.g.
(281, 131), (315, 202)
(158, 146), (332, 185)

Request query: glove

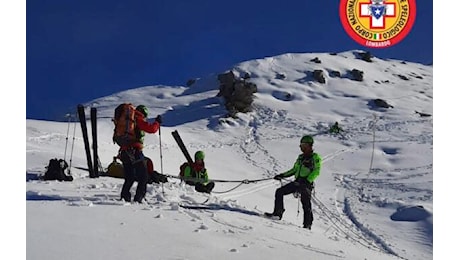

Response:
(274, 174), (284, 180)
(155, 115), (162, 124)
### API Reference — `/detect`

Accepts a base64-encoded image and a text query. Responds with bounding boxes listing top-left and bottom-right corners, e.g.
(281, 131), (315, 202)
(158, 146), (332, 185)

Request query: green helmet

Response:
(300, 135), (314, 145)
(195, 151), (205, 160)
(136, 105), (148, 117)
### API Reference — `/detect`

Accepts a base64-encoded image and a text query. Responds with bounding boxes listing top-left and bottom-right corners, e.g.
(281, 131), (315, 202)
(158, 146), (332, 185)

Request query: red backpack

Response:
(112, 103), (138, 146)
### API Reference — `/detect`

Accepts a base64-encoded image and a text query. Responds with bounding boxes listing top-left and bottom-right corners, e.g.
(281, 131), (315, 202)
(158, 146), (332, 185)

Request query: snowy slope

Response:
(26, 50), (432, 260)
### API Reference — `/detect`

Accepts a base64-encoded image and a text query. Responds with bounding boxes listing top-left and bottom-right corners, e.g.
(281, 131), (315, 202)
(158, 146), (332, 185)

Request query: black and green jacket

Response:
(280, 152), (321, 183)
(183, 164), (209, 184)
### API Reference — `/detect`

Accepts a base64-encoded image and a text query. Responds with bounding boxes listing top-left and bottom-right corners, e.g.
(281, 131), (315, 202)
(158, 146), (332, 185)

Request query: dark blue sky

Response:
(27, 0), (432, 121)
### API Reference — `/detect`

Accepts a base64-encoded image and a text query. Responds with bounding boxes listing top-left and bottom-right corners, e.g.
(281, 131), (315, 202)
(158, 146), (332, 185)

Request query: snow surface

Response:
(26, 50), (432, 260)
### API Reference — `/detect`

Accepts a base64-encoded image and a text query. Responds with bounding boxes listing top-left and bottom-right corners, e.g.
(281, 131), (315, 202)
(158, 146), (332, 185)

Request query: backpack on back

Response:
(113, 103), (137, 146)
(179, 162), (189, 179)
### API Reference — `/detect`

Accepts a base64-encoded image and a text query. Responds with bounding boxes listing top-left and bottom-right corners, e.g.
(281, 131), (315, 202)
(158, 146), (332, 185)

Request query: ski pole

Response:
(68, 113), (77, 176)
(63, 113), (72, 161)
(159, 125), (164, 194)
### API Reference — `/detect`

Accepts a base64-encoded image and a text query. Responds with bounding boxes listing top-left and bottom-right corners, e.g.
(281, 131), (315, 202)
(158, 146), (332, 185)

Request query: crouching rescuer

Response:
(265, 135), (321, 229)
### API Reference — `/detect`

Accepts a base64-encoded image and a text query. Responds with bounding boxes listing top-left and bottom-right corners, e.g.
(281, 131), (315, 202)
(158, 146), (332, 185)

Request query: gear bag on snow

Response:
(113, 103), (137, 146)
(106, 156), (125, 178)
(43, 158), (73, 181)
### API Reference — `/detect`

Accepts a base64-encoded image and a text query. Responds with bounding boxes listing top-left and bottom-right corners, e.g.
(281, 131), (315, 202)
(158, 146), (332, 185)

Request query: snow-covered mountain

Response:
(26, 50), (433, 260)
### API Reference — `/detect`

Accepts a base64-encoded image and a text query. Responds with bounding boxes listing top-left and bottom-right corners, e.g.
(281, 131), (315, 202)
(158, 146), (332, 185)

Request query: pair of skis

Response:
(171, 130), (193, 166)
(74, 114), (186, 179)
(77, 104), (100, 178)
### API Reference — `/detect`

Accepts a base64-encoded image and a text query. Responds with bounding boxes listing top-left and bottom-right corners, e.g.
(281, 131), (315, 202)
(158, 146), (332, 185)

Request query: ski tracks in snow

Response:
(327, 118), (432, 259)
(217, 106), (431, 259)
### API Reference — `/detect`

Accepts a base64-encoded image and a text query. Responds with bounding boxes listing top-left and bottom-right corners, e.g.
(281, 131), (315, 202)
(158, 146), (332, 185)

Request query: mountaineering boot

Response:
(264, 209), (285, 220)
(303, 224), (311, 230)
(264, 212), (279, 219)
(205, 182), (215, 193)
(120, 193), (131, 202)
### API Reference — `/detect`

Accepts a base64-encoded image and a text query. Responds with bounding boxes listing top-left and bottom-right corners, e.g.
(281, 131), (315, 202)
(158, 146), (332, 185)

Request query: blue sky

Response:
(26, 0), (433, 120)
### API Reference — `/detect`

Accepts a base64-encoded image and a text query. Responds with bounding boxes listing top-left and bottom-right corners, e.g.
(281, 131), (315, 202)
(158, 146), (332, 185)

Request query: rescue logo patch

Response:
(339, 0), (416, 48)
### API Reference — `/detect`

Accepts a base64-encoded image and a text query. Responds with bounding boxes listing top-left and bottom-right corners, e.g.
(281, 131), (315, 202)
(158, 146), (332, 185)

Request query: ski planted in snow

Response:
(77, 104), (94, 178)
(90, 107), (99, 178)
(171, 130), (194, 165)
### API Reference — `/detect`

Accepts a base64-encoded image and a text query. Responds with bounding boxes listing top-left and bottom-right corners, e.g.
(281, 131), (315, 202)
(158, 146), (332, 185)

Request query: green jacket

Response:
(281, 153), (321, 183)
(183, 164), (209, 184)
(329, 123), (343, 134)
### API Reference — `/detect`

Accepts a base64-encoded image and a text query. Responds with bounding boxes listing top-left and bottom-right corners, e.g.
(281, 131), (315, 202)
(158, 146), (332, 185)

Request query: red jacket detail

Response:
(120, 113), (160, 150)
(136, 114), (160, 134)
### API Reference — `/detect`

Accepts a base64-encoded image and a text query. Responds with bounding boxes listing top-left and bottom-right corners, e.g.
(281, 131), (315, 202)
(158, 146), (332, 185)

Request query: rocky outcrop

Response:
(415, 111), (431, 117)
(329, 70), (341, 78)
(397, 74), (410, 81)
(350, 69), (364, 81)
(310, 57), (321, 64)
(275, 73), (286, 80)
(357, 51), (373, 62)
(373, 98), (393, 108)
(217, 71), (257, 117)
(313, 70), (326, 84)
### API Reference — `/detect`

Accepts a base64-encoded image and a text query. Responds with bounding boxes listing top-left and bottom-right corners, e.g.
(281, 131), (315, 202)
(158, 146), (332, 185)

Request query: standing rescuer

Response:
(265, 135), (322, 229)
(117, 104), (162, 203)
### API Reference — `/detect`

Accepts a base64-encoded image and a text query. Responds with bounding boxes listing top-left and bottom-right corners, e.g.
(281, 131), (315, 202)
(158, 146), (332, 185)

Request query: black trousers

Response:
(274, 179), (313, 226)
(186, 181), (215, 193)
(120, 149), (148, 203)
(195, 182), (215, 193)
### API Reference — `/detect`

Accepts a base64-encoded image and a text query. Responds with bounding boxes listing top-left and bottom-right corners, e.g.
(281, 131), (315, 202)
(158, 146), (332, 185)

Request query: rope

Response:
(211, 182), (245, 194)
(208, 177), (275, 194)
(161, 174), (273, 194)
(211, 177), (273, 183)
(162, 174), (272, 184)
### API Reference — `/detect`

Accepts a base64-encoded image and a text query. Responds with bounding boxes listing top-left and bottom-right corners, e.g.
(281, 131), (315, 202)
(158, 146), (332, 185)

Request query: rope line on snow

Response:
(211, 182), (246, 194)
(162, 174), (272, 184)
(161, 174), (274, 194)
